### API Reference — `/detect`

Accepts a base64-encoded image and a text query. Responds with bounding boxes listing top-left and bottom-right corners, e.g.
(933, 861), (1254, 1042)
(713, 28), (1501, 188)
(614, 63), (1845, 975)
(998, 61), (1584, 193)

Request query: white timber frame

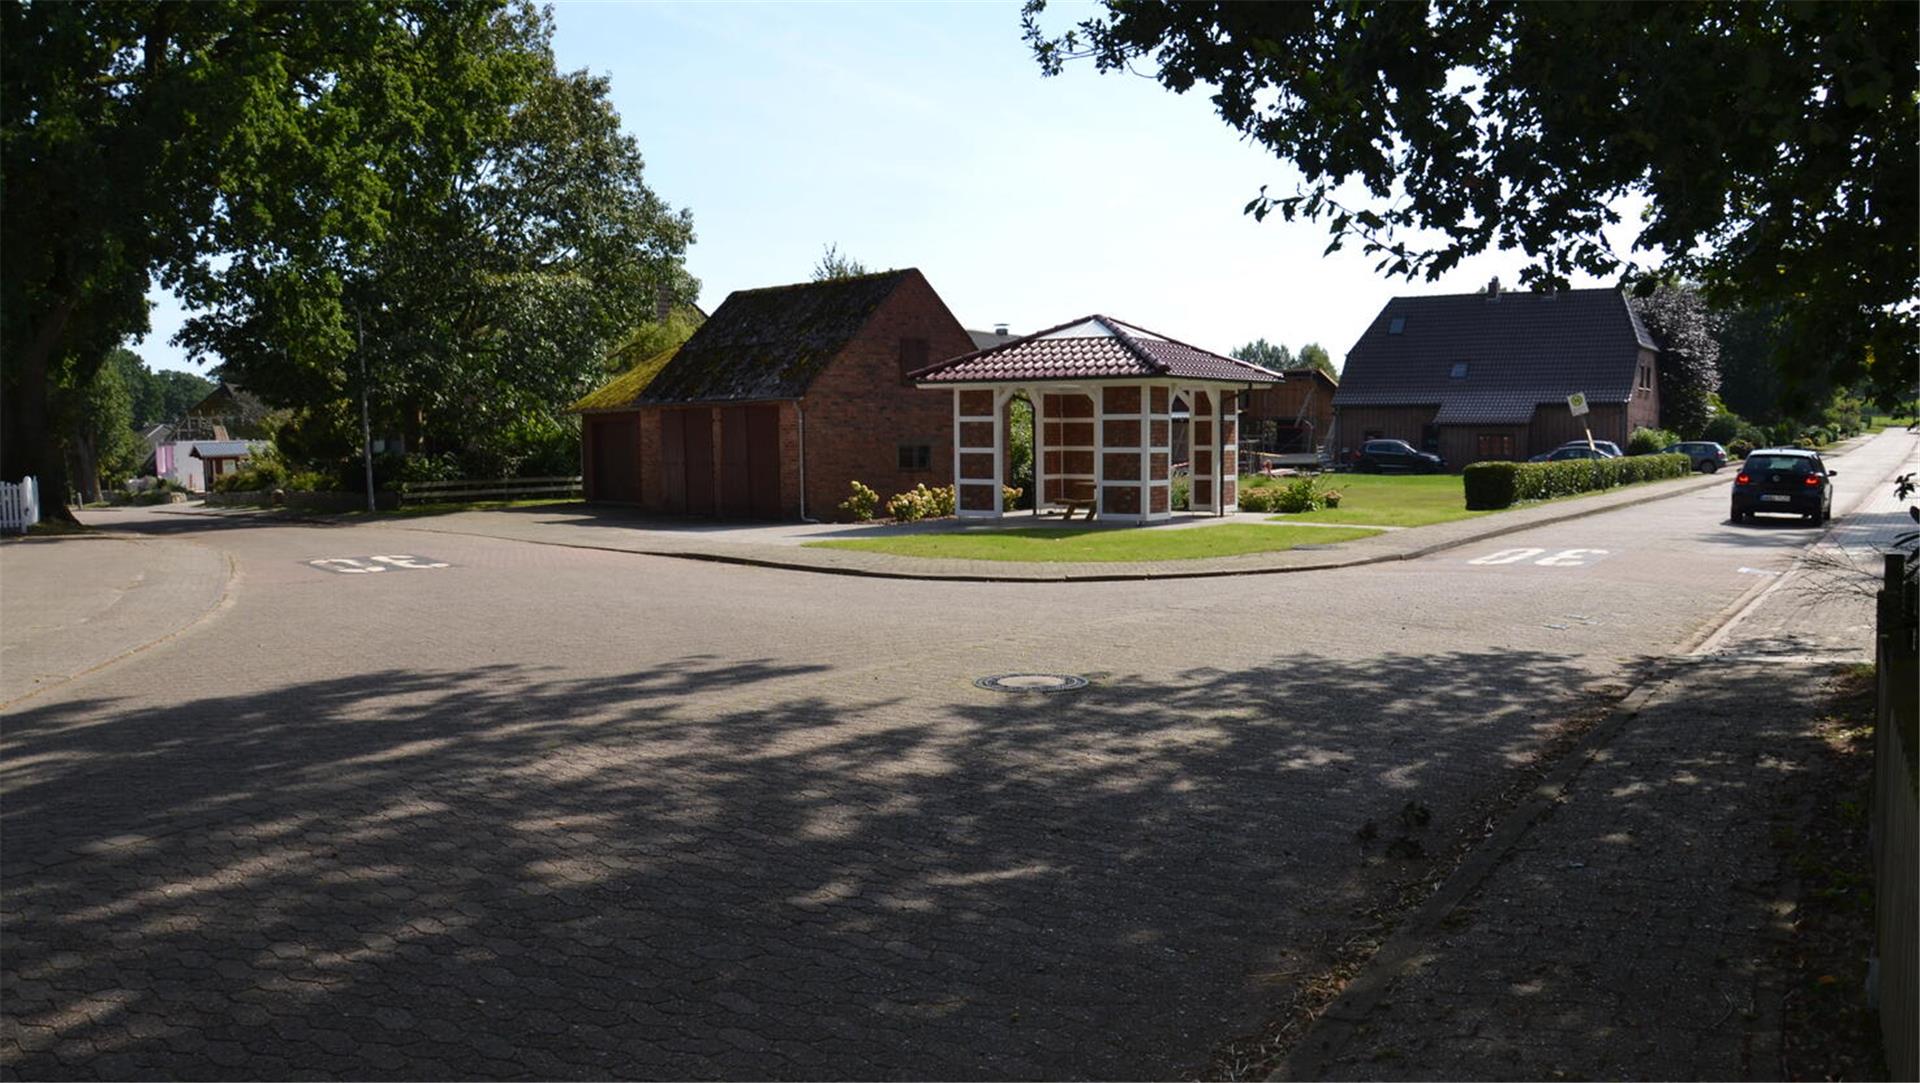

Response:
(942, 378), (1248, 524)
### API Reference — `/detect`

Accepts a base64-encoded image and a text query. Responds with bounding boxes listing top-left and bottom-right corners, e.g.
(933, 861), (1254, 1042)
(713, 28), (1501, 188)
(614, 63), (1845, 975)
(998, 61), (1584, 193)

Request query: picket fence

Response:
(1, 476), (40, 534)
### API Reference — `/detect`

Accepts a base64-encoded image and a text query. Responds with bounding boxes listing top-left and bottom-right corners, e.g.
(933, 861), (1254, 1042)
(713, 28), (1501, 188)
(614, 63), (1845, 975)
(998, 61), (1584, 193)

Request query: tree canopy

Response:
(3, 1), (695, 510)
(1628, 286), (1721, 438)
(1024, 1), (1916, 410)
(1231, 338), (1336, 379)
(812, 244), (872, 281)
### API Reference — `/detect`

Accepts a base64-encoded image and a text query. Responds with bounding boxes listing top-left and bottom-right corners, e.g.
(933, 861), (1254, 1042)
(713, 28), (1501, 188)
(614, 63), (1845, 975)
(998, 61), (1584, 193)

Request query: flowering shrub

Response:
(839, 480), (879, 521)
(1272, 476), (1324, 513)
(886, 483), (957, 522)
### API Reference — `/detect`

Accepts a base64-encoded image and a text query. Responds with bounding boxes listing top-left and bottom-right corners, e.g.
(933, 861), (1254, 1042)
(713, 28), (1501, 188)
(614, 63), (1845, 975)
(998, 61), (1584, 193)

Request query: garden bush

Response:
(1727, 439), (1755, 458)
(839, 480), (879, 521)
(1272, 476), (1323, 513)
(885, 483), (957, 522)
(1463, 452), (1692, 509)
(1171, 477), (1190, 511)
(1627, 426), (1679, 455)
(1237, 487), (1276, 512)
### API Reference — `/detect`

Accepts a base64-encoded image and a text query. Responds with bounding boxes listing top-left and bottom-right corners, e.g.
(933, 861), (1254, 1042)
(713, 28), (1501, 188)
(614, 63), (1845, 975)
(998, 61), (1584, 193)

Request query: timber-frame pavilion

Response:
(913, 315), (1285, 523)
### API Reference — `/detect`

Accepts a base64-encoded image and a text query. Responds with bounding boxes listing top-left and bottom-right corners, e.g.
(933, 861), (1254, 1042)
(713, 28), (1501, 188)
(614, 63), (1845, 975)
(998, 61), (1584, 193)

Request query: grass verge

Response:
(806, 523), (1380, 563)
(1247, 474), (1488, 529)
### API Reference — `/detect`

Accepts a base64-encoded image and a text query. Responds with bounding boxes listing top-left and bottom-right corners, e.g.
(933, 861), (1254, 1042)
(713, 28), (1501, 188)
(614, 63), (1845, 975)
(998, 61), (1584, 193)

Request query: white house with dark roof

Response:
(1332, 285), (1660, 469)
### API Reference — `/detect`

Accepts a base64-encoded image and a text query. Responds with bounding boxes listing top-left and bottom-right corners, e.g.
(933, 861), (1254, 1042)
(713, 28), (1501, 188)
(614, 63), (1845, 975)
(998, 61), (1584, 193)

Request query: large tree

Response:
(1, 1), (552, 517)
(1629, 285), (1721, 438)
(1230, 338), (1293, 370)
(1023, 2), (1917, 411)
(178, 34), (697, 480)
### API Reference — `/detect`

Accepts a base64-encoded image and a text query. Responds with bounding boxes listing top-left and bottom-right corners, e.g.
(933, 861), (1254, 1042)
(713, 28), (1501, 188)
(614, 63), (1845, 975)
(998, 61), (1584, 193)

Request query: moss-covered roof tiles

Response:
(636, 270), (915, 405)
(571, 344), (682, 413)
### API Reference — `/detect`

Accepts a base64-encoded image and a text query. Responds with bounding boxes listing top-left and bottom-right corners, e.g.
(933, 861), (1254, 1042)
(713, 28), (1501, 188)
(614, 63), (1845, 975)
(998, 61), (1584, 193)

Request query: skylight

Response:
(1449, 362), (1470, 379)
(1388, 317), (1405, 334)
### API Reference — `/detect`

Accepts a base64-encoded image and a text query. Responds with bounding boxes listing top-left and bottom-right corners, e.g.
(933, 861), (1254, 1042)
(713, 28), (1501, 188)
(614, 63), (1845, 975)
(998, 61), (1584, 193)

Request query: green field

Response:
(806, 523), (1381, 563)
(1249, 473), (1488, 528)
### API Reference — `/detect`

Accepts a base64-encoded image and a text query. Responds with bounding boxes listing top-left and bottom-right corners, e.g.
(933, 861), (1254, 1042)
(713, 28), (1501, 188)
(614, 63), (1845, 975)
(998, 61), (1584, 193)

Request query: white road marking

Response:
(1468, 547), (1612, 568)
(308, 555), (451, 574)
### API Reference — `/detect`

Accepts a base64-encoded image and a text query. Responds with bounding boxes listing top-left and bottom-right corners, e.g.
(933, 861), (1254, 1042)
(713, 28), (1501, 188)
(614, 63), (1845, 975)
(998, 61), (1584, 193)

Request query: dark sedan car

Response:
(1730, 448), (1836, 525)
(1352, 438), (1445, 474)
(1663, 440), (1729, 473)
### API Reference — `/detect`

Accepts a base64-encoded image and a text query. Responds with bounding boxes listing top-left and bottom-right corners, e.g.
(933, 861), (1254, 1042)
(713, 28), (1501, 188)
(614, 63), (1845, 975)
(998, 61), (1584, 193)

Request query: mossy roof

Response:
(636, 270), (915, 405)
(571, 344), (682, 413)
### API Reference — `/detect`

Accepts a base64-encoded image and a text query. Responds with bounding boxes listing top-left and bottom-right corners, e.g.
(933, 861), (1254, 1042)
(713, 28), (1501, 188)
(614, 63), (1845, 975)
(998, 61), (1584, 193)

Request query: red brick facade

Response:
(582, 271), (972, 519)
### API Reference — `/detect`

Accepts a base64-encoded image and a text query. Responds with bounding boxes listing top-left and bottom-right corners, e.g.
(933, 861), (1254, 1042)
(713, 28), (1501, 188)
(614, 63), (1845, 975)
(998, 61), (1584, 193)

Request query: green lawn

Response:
(806, 523), (1381, 563)
(1250, 473), (1489, 528)
(1870, 414), (1917, 431)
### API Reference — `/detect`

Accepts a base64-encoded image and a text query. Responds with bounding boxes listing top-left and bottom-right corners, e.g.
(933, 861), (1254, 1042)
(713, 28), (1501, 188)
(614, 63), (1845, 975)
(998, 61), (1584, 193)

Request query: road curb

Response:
(389, 469), (1735, 583)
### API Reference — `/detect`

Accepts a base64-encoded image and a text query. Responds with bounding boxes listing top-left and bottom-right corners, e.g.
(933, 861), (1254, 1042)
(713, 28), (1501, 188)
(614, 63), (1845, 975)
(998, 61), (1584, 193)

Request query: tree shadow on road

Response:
(3, 647), (1638, 1081)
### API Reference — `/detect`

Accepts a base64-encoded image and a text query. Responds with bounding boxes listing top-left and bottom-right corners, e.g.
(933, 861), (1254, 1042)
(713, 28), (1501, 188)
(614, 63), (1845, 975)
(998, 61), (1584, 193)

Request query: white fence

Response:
(1, 476), (41, 534)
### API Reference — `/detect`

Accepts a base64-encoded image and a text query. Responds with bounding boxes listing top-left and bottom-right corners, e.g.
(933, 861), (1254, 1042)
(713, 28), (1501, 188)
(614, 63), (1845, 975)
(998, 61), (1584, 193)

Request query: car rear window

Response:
(1748, 455), (1812, 473)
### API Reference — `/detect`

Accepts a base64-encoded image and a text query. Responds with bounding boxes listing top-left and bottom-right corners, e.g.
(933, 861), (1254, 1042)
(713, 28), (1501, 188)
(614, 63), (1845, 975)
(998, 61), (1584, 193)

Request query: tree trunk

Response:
(0, 296), (80, 523)
(70, 425), (101, 505)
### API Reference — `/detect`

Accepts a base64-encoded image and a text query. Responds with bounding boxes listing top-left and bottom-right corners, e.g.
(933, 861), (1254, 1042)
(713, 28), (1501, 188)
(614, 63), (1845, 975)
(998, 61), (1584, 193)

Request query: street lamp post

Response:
(359, 309), (375, 513)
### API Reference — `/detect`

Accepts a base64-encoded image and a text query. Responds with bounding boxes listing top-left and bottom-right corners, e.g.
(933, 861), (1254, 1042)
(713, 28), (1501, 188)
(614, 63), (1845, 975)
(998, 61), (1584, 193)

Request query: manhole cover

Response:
(974, 673), (1089, 694)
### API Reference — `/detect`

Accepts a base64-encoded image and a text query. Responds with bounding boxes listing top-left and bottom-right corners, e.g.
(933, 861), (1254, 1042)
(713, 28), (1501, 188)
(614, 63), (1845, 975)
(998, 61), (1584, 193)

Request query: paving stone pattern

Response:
(1283, 659), (1836, 1081)
(1, 646), (1607, 1081)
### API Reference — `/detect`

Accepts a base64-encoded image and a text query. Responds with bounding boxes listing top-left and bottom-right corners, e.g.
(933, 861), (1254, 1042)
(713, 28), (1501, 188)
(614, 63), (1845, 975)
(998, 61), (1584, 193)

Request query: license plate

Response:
(1762, 494), (1791, 502)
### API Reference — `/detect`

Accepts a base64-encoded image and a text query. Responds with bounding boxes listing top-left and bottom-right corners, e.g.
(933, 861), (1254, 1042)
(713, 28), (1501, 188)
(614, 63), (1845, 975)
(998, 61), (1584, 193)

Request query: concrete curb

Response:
(389, 467), (1736, 583)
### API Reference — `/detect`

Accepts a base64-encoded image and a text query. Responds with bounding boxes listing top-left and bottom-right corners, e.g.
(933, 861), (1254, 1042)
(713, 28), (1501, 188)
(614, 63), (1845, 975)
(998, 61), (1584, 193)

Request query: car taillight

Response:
(1736, 472), (1751, 484)
(1804, 475), (1821, 486)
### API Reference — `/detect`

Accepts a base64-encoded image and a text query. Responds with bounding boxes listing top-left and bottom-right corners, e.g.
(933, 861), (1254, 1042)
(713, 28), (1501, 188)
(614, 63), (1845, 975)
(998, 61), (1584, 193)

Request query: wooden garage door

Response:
(587, 415), (639, 503)
(719, 405), (782, 519)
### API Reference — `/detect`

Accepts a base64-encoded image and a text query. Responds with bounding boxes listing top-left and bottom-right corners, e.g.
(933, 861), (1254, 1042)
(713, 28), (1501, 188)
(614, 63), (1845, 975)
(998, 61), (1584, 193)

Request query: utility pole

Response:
(359, 309), (375, 513)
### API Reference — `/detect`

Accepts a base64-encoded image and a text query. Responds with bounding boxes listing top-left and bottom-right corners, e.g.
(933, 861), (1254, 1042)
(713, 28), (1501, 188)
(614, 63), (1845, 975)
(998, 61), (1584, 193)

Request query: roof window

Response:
(1449, 362), (1470, 379)
(1388, 316), (1406, 335)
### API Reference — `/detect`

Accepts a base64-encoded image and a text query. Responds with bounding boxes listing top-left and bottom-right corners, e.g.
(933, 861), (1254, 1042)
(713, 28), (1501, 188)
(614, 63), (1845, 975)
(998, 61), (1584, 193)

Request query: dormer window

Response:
(1388, 317), (1406, 335)
(1449, 362), (1470, 379)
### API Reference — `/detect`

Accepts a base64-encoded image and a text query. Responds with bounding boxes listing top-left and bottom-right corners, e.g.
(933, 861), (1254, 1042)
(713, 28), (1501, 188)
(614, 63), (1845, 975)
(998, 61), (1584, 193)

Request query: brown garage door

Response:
(719, 405), (782, 519)
(586, 415), (639, 503)
(661, 408), (716, 516)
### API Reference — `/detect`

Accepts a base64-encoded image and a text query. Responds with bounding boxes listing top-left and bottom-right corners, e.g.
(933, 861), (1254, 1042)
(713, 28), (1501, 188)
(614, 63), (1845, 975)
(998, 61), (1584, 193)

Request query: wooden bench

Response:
(1060, 499), (1098, 522)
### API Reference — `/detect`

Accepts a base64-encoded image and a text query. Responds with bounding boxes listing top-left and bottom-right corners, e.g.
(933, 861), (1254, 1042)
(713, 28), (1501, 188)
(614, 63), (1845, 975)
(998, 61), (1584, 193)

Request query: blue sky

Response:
(141, 1), (1636, 375)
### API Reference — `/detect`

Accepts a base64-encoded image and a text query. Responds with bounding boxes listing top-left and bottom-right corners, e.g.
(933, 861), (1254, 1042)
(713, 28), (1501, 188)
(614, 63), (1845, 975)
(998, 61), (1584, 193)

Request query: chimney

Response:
(994, 323), (1009, 336)
(1486, 276), (1502, 298)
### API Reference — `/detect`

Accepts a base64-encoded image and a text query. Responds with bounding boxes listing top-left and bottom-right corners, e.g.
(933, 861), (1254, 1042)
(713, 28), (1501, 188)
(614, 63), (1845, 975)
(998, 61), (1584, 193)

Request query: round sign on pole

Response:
(1566, 392), (1589, 417)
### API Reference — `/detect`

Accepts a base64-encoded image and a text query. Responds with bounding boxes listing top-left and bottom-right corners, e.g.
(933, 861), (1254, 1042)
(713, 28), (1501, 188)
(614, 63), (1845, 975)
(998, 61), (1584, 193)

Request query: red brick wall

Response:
(798, 271), (974, 518)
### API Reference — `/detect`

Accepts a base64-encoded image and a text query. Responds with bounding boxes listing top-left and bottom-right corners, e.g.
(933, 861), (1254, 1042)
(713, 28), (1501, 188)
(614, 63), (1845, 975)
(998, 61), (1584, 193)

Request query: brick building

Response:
(574, 269), (974, 519)
(1332, 285), (1660, 469)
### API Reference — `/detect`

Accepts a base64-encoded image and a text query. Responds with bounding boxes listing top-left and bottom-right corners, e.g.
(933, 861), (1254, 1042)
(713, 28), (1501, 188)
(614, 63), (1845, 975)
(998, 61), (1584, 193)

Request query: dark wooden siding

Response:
(585, 414), (640, 504)
(1331, 406), (1436, 458)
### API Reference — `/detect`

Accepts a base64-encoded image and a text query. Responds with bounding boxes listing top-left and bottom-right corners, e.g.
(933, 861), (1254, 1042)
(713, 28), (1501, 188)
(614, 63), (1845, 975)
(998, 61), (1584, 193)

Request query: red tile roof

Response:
(912, 315), (1283, 385)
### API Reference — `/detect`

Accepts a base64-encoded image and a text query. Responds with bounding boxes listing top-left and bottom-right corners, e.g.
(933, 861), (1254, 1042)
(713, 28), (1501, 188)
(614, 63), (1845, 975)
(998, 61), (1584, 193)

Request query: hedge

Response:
(1463, 453), (1693, 510)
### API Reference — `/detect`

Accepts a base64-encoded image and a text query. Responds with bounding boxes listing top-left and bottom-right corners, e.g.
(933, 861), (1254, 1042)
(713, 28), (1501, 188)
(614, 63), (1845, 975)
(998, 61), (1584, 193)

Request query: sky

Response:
(140, 1), (1641, 376)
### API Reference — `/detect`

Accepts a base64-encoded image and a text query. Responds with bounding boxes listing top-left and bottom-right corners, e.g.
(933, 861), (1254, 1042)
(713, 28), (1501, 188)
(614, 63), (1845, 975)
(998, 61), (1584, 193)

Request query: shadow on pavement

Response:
(5, 648), (1647, 1081)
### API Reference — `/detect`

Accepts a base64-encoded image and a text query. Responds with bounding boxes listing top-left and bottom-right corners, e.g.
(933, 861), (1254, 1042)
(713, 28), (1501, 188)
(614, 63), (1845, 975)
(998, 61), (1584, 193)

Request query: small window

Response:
(1388, 317), (1406, 335)
(1639, 364), (1652, 391)
(1449, 361), (1469, 379)
(898, 338), (929, 384)
(897, 443), (932, 471)
(1476, 433), (1516, 460)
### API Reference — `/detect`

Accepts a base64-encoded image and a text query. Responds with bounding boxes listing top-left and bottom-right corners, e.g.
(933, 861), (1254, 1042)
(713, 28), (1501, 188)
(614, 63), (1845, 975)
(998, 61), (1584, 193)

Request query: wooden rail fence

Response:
(399, 476), (582, 506)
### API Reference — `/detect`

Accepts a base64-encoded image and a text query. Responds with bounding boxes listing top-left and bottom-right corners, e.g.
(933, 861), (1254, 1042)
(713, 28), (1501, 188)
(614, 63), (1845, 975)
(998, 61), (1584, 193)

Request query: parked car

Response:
(1536, 445), (1615, 462)
(1730, 447), (1836, 525)
(1528, 440), (1623, 462)
(1663, 440), (1729, 473)
(1352, 438), (1445, 474)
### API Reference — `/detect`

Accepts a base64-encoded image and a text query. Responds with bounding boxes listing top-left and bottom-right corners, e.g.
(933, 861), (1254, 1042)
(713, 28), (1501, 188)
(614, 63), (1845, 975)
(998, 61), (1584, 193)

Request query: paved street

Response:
(3, 430), (1913, 1080)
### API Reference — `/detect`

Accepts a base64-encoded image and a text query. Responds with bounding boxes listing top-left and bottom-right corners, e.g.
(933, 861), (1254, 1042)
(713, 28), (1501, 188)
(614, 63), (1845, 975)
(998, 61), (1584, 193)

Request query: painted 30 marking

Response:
(1468, 547), (1611, 568)
(307, 555), (451, 574)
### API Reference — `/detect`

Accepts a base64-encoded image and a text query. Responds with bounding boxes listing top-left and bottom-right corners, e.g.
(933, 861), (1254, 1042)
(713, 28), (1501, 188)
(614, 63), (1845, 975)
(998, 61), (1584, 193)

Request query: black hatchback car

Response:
(1352, 438), (1445, 474)
(1730, 448), (1836, 525)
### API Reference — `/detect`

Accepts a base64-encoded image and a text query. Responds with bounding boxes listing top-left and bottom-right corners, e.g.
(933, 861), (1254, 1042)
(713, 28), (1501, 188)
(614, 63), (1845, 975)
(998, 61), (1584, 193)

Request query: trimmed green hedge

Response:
(1463, 453), (1693, 510)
